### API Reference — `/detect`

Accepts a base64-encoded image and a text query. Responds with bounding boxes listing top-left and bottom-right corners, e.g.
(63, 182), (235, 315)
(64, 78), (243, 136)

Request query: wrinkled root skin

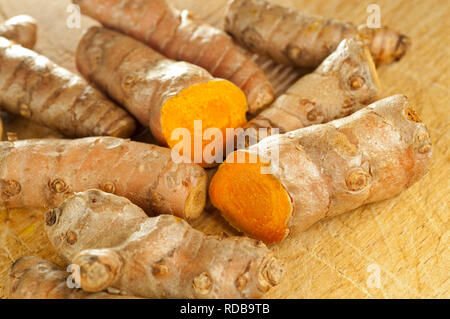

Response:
(211, 95), (432, 243)
(73, 0), (274, 113)
(161, 80), (248, 166)
(0, 37), (136, 138)
(357, 25), (411, 66)
(225, 0), (409, 68)
(6, 256), (138, 299)
(0, 137), (207, 219)
(46, 190), (283, 299)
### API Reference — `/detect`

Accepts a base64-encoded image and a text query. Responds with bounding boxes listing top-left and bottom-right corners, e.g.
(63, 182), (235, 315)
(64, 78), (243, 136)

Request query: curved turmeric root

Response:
(245, 39), (380, 145)
(73, 0), (274, 113)
(7, 256), (139, 299)
(0, 15), (37, 49)
(77, 27), (247, 166)
(226, 0), (410, 67)
(210, 95), (432, 243)
(0, 137), (207, 220)
(45, 190), (283, 299)
(0, 37), (136, 138)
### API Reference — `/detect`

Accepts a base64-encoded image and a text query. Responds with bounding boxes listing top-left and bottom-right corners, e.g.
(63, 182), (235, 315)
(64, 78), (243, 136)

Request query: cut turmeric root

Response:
(211, 152), (292, 243)
(0, 137), (207, 220)
(210, 95), (432, 243)
(7, 256), (139, 299)
(45, 190), (283, 298)
(161, 80), (246, 156)
(73, 0), (274, 113)
(0, 37), (136, 138)
(0, 15), (37, 49)
(226, 0), (410, 67)
(245, 39), (380, 145)
(77, 27), (247, 166)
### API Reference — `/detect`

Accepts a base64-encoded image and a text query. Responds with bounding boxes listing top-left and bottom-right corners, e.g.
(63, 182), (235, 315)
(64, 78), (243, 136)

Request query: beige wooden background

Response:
(0, 0), (448, 298)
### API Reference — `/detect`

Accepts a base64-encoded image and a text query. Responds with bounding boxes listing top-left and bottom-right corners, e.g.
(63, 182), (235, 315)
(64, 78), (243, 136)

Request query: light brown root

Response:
(7, 256), (139, 299)
(45, 190), (283, 298)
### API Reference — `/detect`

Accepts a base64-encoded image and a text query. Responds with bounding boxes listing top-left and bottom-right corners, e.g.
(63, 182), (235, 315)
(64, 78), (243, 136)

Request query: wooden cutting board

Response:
(0, 0), (448, 299)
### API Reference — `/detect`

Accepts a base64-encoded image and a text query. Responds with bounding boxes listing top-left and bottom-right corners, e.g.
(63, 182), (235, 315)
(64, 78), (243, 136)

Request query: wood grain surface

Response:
(0, 0), (448, 299)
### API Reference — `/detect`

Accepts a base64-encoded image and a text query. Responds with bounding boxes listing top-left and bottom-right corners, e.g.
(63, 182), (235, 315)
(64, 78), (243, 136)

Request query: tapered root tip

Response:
(357, 25), (410, 65)
(73, 250), (121, 292)
(247, 83), (275, 115)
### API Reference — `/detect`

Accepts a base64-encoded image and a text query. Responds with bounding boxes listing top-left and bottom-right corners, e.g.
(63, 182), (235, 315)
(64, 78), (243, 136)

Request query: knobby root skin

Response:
(45, 190), (283, 299)
(73, 0), (274, 113)
(77, 27), (247, 166)
(7, 256), (139, 299)
(0, 15), (37, 49)
(245, 39), (380, 145)
(225, 0), (410, 67)
(0, 37), (136, 138)
(0, 137), (207, 220)
(210, 95), (432, 243)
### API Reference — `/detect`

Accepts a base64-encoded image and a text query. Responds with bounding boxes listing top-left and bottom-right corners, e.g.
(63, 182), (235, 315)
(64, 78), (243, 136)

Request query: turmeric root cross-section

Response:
(209, 152), (292, 243)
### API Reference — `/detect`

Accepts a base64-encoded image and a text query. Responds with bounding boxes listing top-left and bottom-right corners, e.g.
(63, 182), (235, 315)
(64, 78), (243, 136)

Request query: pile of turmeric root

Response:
(1, 0), (431, 299)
